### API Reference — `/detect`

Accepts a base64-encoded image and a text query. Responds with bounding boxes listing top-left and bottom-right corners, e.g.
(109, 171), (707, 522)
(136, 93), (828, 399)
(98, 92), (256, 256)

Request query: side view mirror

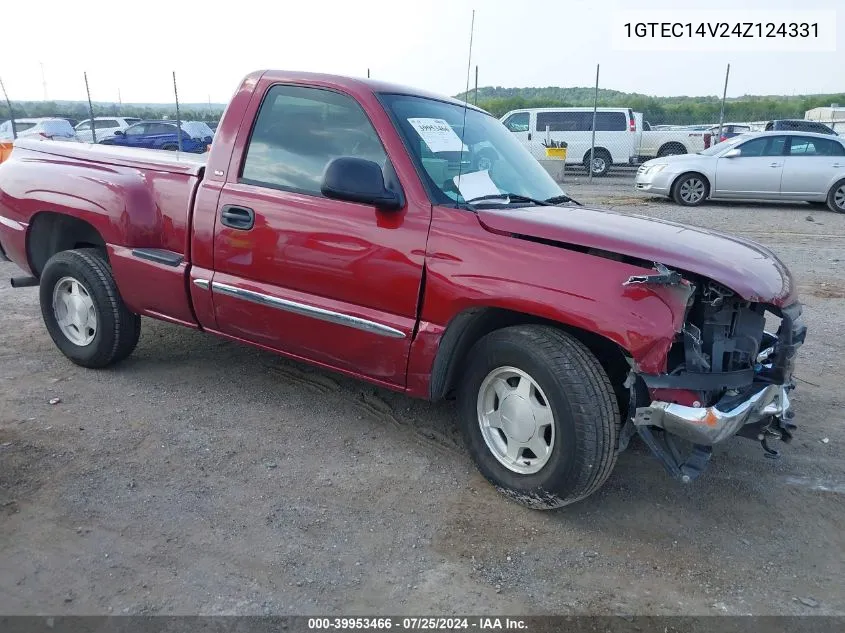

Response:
(723, 148), (741, 158)
(321, 157), (402, 210)
(113, 130), (125, 136)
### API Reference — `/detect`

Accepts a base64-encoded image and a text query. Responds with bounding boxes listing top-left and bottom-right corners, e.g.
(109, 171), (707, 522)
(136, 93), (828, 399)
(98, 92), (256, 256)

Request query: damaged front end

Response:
(621, 264), (807, 482)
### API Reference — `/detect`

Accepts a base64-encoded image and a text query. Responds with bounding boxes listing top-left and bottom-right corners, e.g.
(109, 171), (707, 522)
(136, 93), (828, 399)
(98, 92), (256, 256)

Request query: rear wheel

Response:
(827, 179), (845, 213)
(671, 173), (709, 206)
(583, 150), (611, 177)
(457, 326), (619, 509)
(39, 249), (141, 368)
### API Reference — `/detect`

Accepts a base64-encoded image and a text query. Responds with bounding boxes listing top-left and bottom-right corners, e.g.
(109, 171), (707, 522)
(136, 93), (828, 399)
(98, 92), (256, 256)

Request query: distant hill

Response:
(455, 87), (845, 124)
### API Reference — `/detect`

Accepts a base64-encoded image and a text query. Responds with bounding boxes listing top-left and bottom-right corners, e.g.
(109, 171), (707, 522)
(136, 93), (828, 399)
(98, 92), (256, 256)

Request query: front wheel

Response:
(671, 173), (709, 206)
(39, 249), (141, 368)
(457, 326), (619, 509)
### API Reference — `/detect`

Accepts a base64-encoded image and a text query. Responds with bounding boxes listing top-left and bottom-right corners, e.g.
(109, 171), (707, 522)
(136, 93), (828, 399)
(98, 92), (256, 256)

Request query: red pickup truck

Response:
(0, 70), (806, 508)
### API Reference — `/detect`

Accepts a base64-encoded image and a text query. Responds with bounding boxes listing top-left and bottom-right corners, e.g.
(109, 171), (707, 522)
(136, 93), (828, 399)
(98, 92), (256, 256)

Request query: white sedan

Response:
(74, 117), (141, 144)
(635, 131), (845, 213)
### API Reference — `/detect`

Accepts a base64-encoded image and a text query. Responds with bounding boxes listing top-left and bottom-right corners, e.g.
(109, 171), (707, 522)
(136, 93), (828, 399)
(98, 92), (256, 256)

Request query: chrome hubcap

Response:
(52, 276), (97, 346)
(477, 366), (555, 474)
(591, 157), (606, 173)
(680, 178), (705, 203)
(835, 185), (845, 210)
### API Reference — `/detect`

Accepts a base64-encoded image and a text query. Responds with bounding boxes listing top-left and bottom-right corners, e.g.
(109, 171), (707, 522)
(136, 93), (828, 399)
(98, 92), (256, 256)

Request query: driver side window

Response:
(125, 124), (146, 136)
(241, 84), (387, 195)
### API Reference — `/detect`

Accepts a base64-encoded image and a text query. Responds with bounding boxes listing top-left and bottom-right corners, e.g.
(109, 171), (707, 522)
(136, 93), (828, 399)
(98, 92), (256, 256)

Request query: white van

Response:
(500, 107), (639, 176)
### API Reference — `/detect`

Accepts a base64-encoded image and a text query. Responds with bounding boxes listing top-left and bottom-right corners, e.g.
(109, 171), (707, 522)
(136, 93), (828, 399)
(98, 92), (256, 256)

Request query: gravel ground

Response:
(1, 175), (843, 616)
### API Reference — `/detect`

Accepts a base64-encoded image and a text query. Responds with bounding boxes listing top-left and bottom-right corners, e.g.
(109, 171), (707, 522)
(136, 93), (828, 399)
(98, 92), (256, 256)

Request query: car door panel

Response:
(714, 135), (786, 198)
(780, 136), (845, 199)
(210, 83), (429, 388)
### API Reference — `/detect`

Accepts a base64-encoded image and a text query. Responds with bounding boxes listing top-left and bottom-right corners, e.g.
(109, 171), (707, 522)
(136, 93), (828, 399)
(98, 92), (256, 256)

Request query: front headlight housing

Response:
(643, 163), (667, 175)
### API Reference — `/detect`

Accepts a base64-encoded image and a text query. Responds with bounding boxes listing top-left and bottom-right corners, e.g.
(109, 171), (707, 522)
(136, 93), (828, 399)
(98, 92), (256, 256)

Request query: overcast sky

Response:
(2, 0), (843, 104)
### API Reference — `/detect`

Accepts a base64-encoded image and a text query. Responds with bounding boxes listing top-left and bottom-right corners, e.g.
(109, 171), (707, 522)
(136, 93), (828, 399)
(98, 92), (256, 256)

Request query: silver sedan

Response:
(634, 131), (845, 213)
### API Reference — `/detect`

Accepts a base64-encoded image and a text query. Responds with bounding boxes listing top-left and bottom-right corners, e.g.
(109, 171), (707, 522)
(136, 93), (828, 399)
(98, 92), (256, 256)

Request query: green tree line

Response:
(2, 100), (224, 124)
(455, 87), (845, 124)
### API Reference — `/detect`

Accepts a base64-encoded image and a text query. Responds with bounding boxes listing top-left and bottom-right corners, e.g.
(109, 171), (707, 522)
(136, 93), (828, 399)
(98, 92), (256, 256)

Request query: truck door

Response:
(209, 83), (429, 388)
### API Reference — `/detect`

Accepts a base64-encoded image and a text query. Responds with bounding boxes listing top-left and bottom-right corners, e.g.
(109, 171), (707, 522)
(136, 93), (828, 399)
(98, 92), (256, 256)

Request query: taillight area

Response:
(629, 119), (636, 132)
(704, 134), (711, 149)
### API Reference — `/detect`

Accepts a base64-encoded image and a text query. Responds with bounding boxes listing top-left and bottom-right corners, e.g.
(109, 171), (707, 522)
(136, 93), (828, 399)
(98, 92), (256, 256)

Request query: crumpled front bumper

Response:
(633, 383), (791, 445)
(633, 301), (806, 447)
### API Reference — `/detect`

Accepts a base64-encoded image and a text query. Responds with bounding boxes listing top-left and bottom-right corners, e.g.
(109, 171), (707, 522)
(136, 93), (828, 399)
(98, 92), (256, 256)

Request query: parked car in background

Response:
(708, 123), (752, 144)
(635, 131), (845, 212)
(0, 118), (79, 142)
(75, 117), (141, 144)
(765, 119), (837, 135)
(501, 107), (639, 176)
(181, 121), (214, 144)
(634, 116), (712, 159)
(100, 120), (210, 153)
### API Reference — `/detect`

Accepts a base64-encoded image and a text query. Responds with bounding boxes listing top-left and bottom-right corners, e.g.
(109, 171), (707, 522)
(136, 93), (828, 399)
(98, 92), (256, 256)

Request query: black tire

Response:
(671, 172), (709, 206)
(826, 179), (845, 213)
(457, 325), (619, 510)
(39, 249), (141, 368)
(583, 150), (611, 177)
(657, 143), (686, 158)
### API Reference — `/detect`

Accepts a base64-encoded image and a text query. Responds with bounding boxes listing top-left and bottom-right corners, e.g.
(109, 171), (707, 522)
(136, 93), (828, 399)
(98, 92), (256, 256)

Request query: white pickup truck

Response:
(633, 113), (713, 160)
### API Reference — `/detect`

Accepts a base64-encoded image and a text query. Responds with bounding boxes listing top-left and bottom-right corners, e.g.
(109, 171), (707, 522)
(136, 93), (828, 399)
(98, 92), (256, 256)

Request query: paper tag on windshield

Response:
(454, 170), (500, 203)
(408, 118), (467, 153)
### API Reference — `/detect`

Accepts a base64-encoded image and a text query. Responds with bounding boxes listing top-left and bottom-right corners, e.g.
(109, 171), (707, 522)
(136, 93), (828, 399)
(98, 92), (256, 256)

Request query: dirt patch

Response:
(2, 193), (845, 616)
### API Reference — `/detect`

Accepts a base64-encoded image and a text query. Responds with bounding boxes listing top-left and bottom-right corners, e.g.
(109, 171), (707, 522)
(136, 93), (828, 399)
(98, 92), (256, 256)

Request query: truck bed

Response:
(0, 138), (207, 329)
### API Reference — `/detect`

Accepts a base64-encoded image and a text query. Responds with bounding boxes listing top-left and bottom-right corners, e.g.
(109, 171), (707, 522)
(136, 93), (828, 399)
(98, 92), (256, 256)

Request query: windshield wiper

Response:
(544, 194), (582, 206)
(464, 193), (554, 207)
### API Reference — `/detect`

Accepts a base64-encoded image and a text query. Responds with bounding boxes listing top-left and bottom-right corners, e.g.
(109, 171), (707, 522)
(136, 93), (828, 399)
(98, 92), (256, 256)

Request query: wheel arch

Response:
(581, 146), (612, 164)
(429, 306), (632, 418)
(671, 170), (712, 195)
(26, 211), (108, 277)
(657, 141), (687, 156)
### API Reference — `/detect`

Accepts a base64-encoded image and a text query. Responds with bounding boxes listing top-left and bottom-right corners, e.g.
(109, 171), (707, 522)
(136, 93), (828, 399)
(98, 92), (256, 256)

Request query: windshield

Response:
(698, 134), (750, 156)
(380, 94), (564, 206)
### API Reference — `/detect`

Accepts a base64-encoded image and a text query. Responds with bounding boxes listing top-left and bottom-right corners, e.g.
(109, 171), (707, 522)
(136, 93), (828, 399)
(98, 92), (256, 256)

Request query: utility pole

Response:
(173, 71), (183, 152)
(84, 72), (97, 143)
(717, 63), (731, 142)
(474, 65), (478, 105)
(589, 64), (600, 184)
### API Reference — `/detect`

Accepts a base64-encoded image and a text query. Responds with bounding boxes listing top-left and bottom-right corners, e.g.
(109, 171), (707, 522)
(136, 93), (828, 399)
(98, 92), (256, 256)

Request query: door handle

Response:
(770, 162), (782, 168)
(833, 163), (844, 168)
(527, 132), (532, 141)
(220, 205), (255, 230)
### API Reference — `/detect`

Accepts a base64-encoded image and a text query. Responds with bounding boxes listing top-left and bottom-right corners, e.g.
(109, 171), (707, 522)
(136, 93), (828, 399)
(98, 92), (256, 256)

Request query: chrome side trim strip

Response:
(0, 215), (27, 231)
(193, 278), (210, 290)
(211, 281), (406, 339)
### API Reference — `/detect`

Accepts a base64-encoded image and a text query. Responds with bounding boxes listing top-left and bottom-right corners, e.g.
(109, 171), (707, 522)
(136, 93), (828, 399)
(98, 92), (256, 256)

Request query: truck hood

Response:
(475, 205), (794, 306)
